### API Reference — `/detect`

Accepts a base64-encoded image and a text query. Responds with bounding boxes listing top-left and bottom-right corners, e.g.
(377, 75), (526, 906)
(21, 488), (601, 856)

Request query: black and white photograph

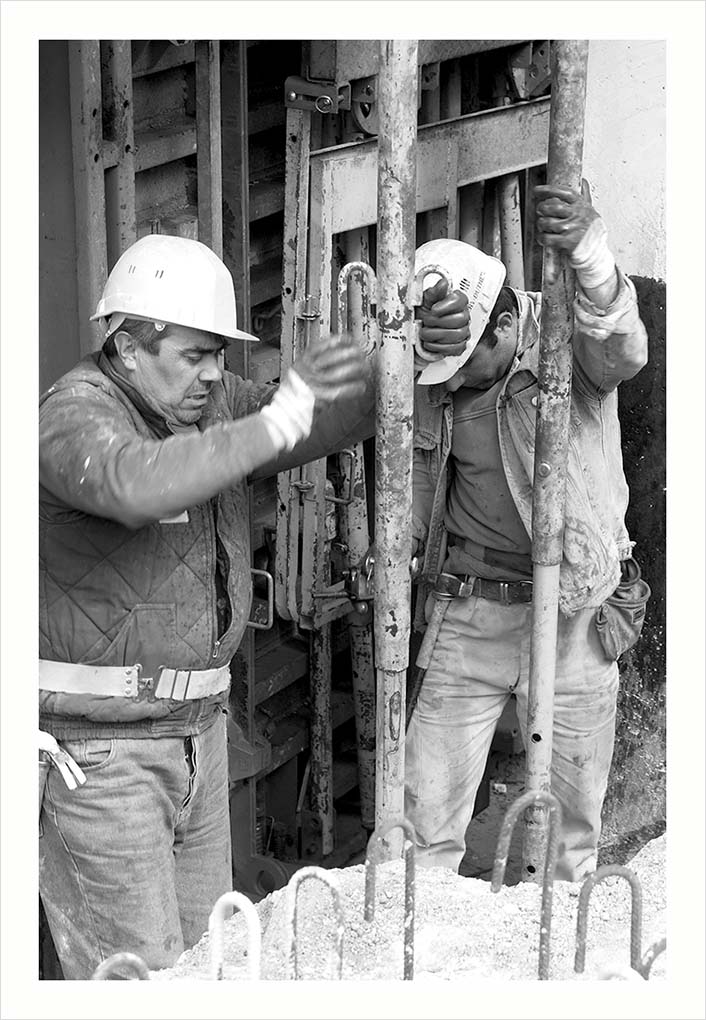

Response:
(1, 2), (704, 1018)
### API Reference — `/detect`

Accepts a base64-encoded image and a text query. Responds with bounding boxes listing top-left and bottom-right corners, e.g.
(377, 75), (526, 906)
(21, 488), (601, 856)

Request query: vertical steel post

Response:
(373, 40), (418, 846)
(498, 172), (525, 289)
(522, 41), (589, 878)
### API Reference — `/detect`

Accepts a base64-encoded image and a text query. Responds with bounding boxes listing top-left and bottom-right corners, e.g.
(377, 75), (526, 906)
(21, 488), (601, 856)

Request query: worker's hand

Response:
(534, 180), (601, 256)
(293, 332), (370, 404)
(416, 278), (470, 356)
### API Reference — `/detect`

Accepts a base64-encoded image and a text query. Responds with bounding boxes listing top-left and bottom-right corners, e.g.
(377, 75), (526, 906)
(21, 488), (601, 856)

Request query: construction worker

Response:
(38, 233), (464, 978)
(37, 233), (378, 978)
(406, 182), (651, 882)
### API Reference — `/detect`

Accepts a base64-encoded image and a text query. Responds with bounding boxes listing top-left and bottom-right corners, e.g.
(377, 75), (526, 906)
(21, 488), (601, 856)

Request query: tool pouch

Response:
(594, 557), (651, 661)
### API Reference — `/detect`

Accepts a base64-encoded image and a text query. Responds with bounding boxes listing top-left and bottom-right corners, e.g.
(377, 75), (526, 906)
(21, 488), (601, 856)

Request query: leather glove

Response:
(416, 278), (470, 357)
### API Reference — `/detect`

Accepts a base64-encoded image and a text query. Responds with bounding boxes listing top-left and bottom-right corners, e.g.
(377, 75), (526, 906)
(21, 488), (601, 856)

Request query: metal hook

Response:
(639, 936), (666, 980)
(337, 260), (378, 356)
(208, 890), (262, 980)
(364, 817), (416, 980)
(574, 864), (643, 976)
(284, 866), (345, 980)
(91, 951), (150, 980)
(491, 790), (562, 980)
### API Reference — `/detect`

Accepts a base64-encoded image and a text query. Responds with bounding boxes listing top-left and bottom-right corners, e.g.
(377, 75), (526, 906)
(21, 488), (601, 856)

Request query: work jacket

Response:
(412, 270), (648, 619)
(39, 353), (374, 739)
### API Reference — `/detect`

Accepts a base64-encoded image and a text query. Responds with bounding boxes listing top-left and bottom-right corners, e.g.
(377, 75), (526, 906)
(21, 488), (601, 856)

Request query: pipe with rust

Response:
(522, 40), (589, 878)
(373, 39), (419, 846)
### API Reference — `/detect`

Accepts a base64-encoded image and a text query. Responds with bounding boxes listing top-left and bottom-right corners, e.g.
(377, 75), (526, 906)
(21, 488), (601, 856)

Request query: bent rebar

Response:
(364, 817), (416, 980)
(491, 790), (562, 980)
(208, 890), (262, 981)
(284, 866), (344, 980)
(91, 951), (150, 980)
(639, 936), (666, 979)
(574, 864), (643, 975)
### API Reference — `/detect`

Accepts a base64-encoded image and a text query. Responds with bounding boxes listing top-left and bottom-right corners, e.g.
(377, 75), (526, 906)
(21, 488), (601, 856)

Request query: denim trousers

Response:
(39, 711), (231, 978)
(405, 593), (619, 882)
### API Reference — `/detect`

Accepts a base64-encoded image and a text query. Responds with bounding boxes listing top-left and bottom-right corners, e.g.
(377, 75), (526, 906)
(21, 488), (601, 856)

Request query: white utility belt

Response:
(39, 660), (231, 701)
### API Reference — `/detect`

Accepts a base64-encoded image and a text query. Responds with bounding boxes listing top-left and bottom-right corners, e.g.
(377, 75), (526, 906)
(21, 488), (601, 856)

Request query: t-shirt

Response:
(444, 379), (532, 581)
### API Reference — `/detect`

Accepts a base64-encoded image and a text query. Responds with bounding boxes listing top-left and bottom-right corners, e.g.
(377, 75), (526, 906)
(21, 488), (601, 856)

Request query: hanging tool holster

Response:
(405, 572), (476, 728)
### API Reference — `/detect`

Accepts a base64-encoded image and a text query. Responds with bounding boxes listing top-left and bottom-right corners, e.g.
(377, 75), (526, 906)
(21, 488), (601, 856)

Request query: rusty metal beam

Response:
(498, 172), (525, 288)
(68, 41), (107, 355)
(306, 40), (528, 83)
(195, 40), (223, 255)
(101, 41), (136, 268)
(522, 40), (589, 879)
(309, 97), (550, 235)
(373, 39), (418, 843)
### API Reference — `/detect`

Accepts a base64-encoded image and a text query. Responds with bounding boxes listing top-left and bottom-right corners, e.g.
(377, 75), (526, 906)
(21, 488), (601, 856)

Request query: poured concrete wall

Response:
(582, 41), (667, 854)
(583, 40), (666, 281)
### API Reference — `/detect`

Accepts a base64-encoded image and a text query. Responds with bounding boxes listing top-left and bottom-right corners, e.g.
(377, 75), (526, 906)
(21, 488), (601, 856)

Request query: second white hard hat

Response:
(414, 238), (506, 386)
(91, 233), (259, 342)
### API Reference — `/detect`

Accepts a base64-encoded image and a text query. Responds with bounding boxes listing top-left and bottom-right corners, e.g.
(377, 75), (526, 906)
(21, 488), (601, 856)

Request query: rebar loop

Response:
(574, 864), (643, 975)
(284, 866), (345, 980)
(639, 936), (666, 979)
(491, 790), (563, 980)
(364, 817), (416, 980)
(91, 951), (150, 980)
(208, 890), (262, 981)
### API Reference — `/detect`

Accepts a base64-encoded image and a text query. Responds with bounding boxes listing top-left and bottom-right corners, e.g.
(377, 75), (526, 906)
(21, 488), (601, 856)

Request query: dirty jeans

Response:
(405, 594), (619, 882)
(39, 711), (231, 978)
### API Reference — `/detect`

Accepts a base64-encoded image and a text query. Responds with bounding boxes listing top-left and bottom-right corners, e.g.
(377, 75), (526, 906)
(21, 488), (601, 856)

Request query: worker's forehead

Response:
(163, 324), (226, 352)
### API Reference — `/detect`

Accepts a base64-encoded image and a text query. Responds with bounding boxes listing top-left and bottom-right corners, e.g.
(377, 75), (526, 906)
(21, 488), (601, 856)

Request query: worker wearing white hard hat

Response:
(406, 183), (651, 883)
(38, 231), (372, 978)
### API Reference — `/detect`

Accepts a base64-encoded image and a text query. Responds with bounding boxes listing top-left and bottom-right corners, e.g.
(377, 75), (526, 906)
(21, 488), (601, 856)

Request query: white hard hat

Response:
(91, 234), (259, 342)
(414, 238), (506, 385)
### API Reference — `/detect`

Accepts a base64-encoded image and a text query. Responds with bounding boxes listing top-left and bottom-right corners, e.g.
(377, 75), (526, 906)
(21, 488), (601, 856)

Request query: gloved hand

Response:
(261, 333), (370, 453)
(534, 180), (615, 289)
(415, 278), (470, 357)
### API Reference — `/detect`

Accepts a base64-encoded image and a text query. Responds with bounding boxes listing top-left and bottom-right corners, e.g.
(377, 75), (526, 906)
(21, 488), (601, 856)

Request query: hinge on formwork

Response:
(507, 41), (551, 100)
(284, 75), (352, 115)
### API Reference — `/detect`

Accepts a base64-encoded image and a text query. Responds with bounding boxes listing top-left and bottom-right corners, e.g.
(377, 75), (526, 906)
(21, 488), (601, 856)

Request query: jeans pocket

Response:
(61, 738), (115, 771)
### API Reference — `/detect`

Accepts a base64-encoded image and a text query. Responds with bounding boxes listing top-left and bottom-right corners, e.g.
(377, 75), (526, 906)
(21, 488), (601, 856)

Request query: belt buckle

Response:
(152, 666), (193, 700)
(498, 581), (510, 605)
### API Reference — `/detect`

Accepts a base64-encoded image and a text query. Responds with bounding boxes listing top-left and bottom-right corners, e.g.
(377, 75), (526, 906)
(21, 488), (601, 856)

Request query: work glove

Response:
(261, 333), (370, 453)
(415, 278), (471, 357)
(534, 180), (615, 289)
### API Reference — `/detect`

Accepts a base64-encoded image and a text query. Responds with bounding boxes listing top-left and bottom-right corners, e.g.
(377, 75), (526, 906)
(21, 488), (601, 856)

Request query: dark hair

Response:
(102, 318), (166, 358)
(477, 286), (517, 349)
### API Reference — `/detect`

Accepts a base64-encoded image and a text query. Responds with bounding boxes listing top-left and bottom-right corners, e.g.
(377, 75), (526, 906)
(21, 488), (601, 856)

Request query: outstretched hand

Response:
(416, 278), (471, 356)
(534, 180), (601, 256)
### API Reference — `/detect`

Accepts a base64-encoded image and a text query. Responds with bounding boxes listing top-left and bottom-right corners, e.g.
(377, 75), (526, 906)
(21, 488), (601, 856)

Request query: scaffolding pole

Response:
(522, 40), (589, 878)
(373, 39), (418, 849)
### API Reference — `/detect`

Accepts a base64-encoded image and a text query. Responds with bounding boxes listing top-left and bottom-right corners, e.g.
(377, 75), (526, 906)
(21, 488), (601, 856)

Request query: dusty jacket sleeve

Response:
(572, 270), (648, 395)
(39, 379), (281, 529)
(412, 446), (436, 552)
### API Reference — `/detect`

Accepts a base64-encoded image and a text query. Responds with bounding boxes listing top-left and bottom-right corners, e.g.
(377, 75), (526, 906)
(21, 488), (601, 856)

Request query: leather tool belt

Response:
(39, 660), (231, 701)
(430, 571), (533, 605)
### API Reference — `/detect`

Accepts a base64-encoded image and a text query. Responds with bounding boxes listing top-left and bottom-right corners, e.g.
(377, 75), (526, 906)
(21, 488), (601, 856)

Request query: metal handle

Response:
(325, 449), (355, 506)
(248, 569), (274, 631)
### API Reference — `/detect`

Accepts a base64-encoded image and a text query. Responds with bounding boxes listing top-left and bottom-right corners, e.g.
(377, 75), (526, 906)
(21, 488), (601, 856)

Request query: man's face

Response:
(444, 312), (518, 393)
(130, 325), (225, 425)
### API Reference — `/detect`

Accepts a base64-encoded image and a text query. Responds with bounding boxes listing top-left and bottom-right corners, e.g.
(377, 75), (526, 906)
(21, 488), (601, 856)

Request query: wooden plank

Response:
(195, 40), (223, 254)
(101, 40), (136, 266)
(249, 179), (285, 221)
(310, 97), (551, 235)
(134, 122), (197, 172)
(68, 41), (107, 355)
